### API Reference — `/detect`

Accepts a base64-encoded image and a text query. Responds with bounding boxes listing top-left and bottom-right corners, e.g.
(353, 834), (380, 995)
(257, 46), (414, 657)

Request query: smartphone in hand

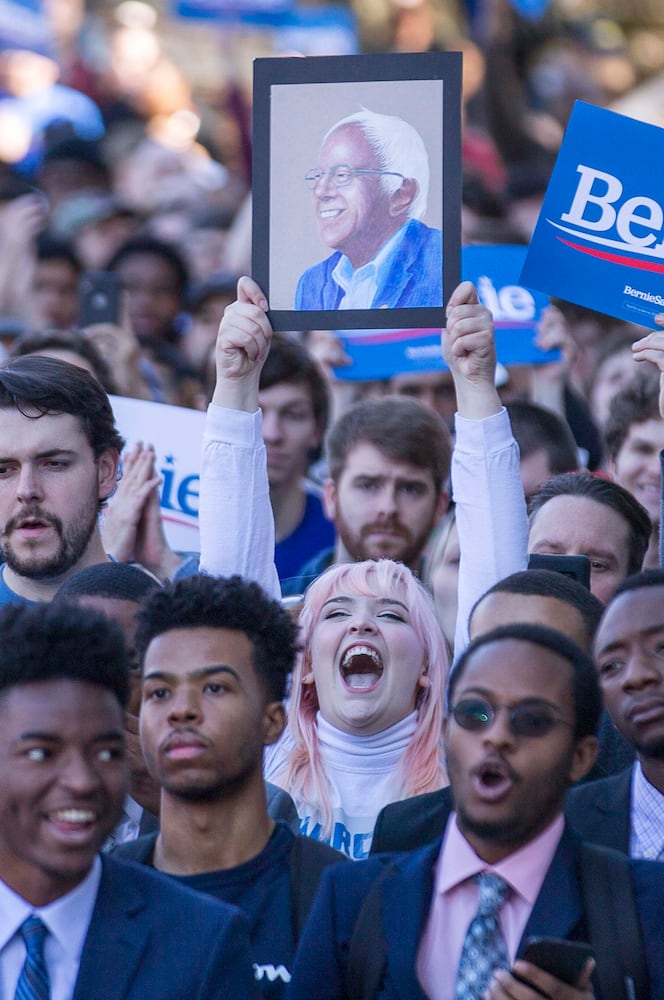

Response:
(517, 936), (594, 986)
(78, 271), (122, 327)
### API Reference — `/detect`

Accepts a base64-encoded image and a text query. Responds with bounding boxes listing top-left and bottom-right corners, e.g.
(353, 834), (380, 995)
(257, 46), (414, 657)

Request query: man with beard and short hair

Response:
(281, 394), (451, 595)
(288, 624), (664, 1000)
(0, 355), (124, 605)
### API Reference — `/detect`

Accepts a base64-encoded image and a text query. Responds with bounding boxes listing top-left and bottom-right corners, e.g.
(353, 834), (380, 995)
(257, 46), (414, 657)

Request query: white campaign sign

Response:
(109, 395), (205, 553)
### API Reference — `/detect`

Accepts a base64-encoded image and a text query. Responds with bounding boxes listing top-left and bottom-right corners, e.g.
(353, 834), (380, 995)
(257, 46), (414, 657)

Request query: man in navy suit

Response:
(288, 624), (664, 1000)
(295, 109), (442, 311)
(369, 571), (631, 856)
(0, 600), (257, 999)
(567, 567), (664, 858)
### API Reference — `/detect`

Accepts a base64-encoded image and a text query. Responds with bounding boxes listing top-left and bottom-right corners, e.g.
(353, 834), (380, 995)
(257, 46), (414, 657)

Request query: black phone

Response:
(517, 937), (594, 986)
(527, 553), (591, 590)
(78, 271), (122, 327)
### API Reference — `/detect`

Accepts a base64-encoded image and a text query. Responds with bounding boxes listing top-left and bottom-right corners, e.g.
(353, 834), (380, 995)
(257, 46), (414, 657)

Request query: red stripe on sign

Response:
(556, 237), (664, 274)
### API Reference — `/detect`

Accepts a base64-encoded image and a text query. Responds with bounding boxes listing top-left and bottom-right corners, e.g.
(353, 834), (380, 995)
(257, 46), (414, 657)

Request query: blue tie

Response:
(15, 916), (50, 1000)
(456, 872), (510, 999)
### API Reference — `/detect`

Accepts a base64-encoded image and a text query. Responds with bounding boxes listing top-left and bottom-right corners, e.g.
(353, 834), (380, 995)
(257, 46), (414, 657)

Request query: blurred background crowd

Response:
(0, 0), (662, 435)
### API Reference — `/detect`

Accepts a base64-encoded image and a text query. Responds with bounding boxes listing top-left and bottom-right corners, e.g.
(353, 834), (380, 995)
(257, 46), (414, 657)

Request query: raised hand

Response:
(212, 276), (272, 412)
(442, 280), (500, 418)
(632, 314), (664, 419)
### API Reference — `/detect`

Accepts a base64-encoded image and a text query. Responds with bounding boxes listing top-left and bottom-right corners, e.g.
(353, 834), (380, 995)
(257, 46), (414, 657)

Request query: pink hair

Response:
(273, 559), (449, 836)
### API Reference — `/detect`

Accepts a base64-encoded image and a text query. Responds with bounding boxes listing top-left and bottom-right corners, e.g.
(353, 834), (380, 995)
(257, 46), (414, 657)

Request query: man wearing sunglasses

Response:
(294, 109), (442, 311)
(288, 623), (664, 1000)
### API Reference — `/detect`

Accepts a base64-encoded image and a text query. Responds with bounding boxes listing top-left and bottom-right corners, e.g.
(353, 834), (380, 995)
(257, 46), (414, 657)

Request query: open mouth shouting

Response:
(340, 645), (384, 693)
(471, 757), (516, 803)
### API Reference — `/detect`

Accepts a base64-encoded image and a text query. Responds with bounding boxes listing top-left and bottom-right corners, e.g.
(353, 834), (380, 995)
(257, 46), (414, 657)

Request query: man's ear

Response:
(323, 478), (337, 521)
(263, 701), (287, 747)
(435, 489), (450, 521)
(97, 448), (120, 501)
(389, 178), (418, 218)
(569, 735), (599, 784)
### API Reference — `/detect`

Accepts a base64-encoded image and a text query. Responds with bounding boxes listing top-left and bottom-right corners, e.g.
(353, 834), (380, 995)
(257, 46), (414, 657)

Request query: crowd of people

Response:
(2, 0), (664, 998)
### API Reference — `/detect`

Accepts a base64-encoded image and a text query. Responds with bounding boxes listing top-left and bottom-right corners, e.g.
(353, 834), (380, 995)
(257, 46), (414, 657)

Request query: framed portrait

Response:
(252, 51), (462, 331)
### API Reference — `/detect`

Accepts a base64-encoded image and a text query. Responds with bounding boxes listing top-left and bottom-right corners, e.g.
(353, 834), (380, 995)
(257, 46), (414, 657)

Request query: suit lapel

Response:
(73, 857), (150, 1000)
(379, 844), (439, 999)
(587, 769), (632, 852)
(519, 827), (585, 949)
(373, 826), (588, 996)
(566, 769), (632, 853)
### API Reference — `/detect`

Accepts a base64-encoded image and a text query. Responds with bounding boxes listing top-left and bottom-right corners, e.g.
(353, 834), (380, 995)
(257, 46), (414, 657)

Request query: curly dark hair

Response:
(135, 574), (299, 702)
(55, 561), (161, 603)
(0, 600), (130, 707)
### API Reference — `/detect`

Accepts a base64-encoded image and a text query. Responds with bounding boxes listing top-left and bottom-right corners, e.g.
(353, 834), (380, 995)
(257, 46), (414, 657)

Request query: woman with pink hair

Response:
(199, 275), (523, 860)
(265, 558), (449, 858)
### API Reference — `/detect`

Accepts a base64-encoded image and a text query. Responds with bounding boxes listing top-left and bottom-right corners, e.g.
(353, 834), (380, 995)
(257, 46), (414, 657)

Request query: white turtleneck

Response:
(265, 710), (421, 860)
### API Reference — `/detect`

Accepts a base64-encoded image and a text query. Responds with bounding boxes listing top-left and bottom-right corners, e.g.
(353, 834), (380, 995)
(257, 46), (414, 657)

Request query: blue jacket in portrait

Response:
(294, 219), (442, 311)
(287, 825), (664, 1000)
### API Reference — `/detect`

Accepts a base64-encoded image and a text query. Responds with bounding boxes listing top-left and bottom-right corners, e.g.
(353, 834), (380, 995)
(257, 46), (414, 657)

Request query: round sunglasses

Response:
(451, 698), (575, 739)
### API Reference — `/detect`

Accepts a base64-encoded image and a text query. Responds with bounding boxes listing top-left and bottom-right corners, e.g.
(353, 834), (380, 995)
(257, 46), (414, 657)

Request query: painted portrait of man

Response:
(294, 109), (442, 311)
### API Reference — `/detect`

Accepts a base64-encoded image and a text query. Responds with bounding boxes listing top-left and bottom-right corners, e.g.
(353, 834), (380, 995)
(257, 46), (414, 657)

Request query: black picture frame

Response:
(252, 51), (462, 331)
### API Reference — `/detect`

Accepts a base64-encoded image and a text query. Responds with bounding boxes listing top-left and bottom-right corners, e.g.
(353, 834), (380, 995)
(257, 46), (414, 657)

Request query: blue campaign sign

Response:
(332, 243), (556, 381)
(521, 100), (664, 330)
(0, 0), (52, 56)
(463, 244), (558, 366)
(174, 0), (291, 20)
(333, 327), (445, 381)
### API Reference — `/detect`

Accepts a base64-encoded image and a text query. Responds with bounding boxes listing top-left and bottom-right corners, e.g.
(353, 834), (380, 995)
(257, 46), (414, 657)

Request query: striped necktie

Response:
(15, 916), (50, 1000)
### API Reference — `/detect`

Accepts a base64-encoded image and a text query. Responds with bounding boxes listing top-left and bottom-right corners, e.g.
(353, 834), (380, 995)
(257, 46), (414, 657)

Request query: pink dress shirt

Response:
(416, 812), (565, 999)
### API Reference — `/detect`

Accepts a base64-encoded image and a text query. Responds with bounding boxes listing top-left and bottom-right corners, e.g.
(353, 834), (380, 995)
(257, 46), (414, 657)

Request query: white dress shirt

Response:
(0, 856), (101, 999)
(332, 224), (408, 309)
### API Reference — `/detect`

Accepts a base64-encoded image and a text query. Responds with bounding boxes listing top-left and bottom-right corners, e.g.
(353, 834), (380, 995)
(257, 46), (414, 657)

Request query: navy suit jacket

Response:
(294, 219), (442, 310)
(565, 766), (632, 854)
(72, 855), (258, 999)
(287, 826), (664, 1000)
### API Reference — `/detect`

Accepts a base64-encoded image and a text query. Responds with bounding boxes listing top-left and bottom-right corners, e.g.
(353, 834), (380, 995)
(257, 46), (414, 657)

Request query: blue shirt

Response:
(117, 822), (298, 999)
(275, 491), (335, 584)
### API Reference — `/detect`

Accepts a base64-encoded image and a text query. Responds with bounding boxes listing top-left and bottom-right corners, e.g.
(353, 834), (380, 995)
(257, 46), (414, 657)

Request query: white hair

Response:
(322, 107), (430, 220)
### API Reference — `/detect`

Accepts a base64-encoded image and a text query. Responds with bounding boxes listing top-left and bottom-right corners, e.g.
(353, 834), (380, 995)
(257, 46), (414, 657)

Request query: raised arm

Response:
(444, 281), (528, 655)
(199, 277), (281, 599)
